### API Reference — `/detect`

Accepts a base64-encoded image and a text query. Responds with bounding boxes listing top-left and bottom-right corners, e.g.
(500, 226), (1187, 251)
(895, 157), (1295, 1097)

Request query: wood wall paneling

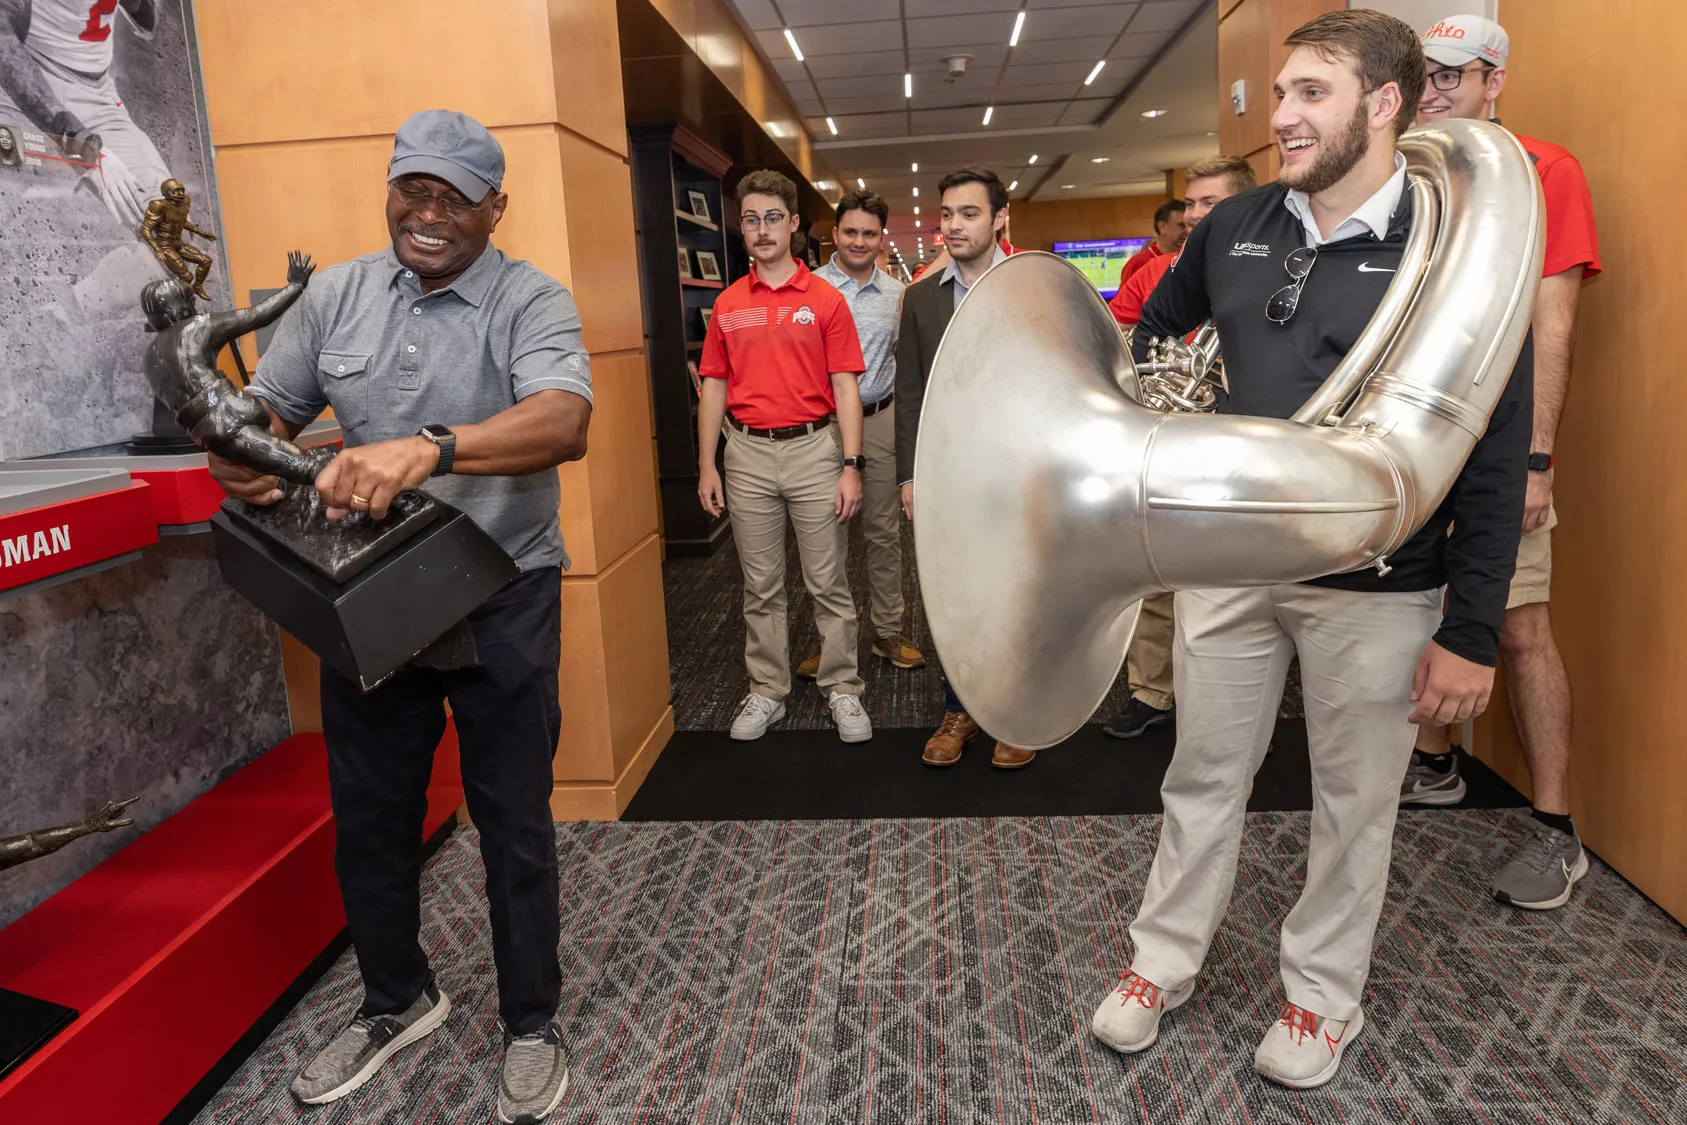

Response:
(556, 131), (644, 355)
(546, 0), (632, 157)
(1471, 0), (1687, 921)
(1218, 0), (1272, 159)
(556, 353), (660, 575)
(194, 0), (557, 147)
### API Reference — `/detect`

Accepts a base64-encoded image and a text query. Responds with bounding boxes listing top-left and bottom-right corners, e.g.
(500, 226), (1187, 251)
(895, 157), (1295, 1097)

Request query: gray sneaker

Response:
(499, 1016), (569, 1124)
(1399, 751), (1467, 806)
(291, 984), (451, 1104)
(1493, 817), (1589, 910)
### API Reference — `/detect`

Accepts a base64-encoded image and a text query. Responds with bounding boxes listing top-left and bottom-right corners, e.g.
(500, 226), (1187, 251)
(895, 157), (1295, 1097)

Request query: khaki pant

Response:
(1129, 583), (1441, 1020)
(860, 403), (905, 640)
(724, 423), (863, 699)
(1507, 504), (1556, 608)
(1126, 592), (1175, 709)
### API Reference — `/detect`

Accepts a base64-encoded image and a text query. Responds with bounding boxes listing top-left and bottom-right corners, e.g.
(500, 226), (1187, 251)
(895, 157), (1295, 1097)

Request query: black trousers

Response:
(320, 567), (563, 1035)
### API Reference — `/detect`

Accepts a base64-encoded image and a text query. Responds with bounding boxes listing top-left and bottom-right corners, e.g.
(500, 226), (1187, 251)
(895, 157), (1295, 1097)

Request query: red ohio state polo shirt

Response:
(698, 260), (864, 429)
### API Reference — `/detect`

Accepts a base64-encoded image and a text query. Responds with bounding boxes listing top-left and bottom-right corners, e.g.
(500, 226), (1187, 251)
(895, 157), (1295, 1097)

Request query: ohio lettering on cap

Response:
(1422, 14), (1510, 68)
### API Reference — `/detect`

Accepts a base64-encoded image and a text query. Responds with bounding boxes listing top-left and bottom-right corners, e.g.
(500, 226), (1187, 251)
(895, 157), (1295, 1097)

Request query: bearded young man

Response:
(1089, 10), (1532, 1089)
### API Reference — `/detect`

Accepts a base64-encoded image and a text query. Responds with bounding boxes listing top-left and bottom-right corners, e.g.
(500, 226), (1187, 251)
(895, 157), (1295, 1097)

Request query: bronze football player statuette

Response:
(0, 798), (138, 873)
(142, 250), (336, 486)
(139, 178), (217, 302)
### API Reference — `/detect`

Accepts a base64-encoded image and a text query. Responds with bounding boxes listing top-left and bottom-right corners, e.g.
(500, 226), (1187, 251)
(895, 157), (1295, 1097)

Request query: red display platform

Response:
(0, 727), (463, 1123)
(130, 464), (230, 526)
(0, 480), (158, 593)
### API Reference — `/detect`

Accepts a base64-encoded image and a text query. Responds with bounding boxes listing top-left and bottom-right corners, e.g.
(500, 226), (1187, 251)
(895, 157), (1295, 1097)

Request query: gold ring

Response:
(350, 494), (371, 506)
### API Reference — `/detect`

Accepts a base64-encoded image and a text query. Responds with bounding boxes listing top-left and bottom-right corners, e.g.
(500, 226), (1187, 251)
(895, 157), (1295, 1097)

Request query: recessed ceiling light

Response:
(1009, 11), (1025, 47)
(1061, 184), (1075, 190)
(914, 220), (921, 227)
(1029, 154), (1039, 164)
(911, 162), (919, 172)
(783, 29), (804, 62)
(913, 206), (919, 215)
(904, 73), (912, 98)
(1140, 108), (1168, 119)
(857, 177), (866, 189)
(982, 105), (993, 125)
(1084, 60), (1106, 86)
(912, 187), (919, 197)
(1008, 180), (1018, 191)
(1090, 156), (1109, 163)
(826, 117), (837, 135)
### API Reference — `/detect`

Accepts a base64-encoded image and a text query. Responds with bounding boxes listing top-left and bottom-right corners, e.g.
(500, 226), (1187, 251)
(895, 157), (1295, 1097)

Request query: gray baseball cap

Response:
(388, 109), (504, 203)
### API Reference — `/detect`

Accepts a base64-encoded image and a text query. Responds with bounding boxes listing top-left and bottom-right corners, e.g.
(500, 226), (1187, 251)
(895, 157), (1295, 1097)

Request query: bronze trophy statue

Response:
(139, 178), (217, 302)
(0, 798), (139, 873)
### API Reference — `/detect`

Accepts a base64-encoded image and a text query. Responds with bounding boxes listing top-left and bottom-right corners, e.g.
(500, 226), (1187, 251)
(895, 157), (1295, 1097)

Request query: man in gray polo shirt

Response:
(209, 110), (588, 1125)
(798, 189), (924, 679)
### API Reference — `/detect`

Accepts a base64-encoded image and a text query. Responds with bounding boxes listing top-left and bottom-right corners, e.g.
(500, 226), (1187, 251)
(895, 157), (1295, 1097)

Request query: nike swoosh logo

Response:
(1357, 262), (1395, 273)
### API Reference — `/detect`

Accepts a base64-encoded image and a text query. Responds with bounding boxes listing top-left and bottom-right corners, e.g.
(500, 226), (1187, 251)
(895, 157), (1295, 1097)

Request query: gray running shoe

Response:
(1399, 751), (1467, 806)
(499, 1017), (569, 1124)
(291, 984), (450, 1104)
(1493, 818), (1588, 910)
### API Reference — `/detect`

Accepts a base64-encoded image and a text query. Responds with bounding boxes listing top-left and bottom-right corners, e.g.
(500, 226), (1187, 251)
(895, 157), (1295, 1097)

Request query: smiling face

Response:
(1417, 61), (1504, 124)
(834, 207), (884, 272)
(1272, 45), (1396, 196)
(385, 173), (506, 289)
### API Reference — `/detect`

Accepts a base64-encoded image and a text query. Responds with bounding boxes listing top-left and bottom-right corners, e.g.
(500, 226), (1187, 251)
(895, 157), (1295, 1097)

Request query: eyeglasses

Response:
(1266, 246), (1318, 324)
(388, 181), (488, 222)
(1426, 63), (1494, 92)
(740, 210), (788, 231)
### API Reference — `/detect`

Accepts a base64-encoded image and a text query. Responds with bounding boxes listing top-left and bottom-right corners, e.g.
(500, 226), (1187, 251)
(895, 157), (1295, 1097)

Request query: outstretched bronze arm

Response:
(0, 798), (139, 873)
(204, 251), (314, 351)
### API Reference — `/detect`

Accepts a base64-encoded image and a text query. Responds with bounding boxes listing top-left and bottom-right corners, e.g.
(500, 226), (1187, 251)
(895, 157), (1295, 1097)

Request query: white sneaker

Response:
(827, 691), (873, 742)
(729, 693), (785, 740)
(1253, 1002), (1363, 1089)
(1091, 971), (1194, 1054)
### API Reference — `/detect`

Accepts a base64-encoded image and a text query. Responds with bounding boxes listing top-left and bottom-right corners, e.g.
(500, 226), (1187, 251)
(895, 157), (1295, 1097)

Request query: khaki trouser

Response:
(1126, 592), (1175, 709)
(724, 423), (863, 699)
(1128, 583), (1441, 1020)
(860, 403), (905, 640)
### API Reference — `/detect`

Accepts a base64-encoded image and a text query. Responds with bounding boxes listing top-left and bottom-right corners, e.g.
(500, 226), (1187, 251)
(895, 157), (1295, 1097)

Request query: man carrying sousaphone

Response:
(1090, 10), (1534, 1088)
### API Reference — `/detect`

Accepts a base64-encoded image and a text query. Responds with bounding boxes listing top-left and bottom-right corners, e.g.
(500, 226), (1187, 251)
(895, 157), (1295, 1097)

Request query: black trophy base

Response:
(0, 987), (77, 1080)
(126, 398), (203, 455)
(225, 486), (441, 584)
(211, 492), (519, 690)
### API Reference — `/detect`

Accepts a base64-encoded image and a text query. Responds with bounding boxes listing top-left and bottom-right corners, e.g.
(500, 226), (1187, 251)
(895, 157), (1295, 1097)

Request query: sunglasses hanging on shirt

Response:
(1266, 246), (1318, 324)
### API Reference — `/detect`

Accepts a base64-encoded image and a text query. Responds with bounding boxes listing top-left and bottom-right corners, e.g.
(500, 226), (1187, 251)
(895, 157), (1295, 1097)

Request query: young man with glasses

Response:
(1403, 14), (1603, 913)
(795, 190), (925, 683)
(697, 169), (873, 744)
(1090, 11), (1533, 1088)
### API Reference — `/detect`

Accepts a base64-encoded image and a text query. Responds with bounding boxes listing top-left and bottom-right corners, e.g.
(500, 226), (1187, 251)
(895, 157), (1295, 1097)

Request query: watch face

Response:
(422, 424), (452, 439)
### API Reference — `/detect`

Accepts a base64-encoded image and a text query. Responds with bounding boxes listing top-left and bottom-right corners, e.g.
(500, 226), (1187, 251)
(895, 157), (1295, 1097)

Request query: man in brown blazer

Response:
(895, 165), (1034, 770)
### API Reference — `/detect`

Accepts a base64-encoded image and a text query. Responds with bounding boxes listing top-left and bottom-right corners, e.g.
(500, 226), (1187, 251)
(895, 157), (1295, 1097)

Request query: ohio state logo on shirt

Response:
(792, 305), (816, 325)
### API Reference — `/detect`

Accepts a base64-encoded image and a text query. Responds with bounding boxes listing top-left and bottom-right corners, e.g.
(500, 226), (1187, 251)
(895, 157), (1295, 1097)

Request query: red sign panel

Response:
(0, 481), (159, 592)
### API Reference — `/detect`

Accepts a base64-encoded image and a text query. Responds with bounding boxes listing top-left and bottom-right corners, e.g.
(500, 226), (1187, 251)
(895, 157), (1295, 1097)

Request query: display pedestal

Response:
(0, 989), (76, 1081)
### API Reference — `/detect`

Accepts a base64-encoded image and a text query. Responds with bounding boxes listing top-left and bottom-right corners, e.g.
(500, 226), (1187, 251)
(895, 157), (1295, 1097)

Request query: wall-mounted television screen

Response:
(1052, 238), (1153, 298)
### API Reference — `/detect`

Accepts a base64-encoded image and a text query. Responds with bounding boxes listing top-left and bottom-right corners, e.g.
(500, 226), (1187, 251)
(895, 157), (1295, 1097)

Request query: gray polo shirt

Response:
(813, 254), (903, 404)
(248, 244), (592, 572)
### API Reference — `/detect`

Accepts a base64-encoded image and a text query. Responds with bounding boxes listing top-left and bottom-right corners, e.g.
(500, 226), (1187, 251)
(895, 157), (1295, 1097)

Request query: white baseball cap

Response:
(1421, 14), (1509, 68)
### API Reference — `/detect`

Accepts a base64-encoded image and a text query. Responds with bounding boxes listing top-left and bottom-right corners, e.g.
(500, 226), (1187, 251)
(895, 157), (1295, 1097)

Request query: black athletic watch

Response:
(418, 424), (456, 476)
(1527, 452), (1554, 472)
(842, 455), (866, 471)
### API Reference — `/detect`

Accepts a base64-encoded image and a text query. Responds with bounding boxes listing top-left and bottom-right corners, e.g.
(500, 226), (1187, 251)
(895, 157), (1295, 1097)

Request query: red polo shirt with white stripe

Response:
(698, 260), (864, 429)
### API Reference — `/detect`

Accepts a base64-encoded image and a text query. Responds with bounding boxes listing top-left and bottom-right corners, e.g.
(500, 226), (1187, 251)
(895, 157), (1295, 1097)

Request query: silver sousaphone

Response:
(912, 119), (1545, 750)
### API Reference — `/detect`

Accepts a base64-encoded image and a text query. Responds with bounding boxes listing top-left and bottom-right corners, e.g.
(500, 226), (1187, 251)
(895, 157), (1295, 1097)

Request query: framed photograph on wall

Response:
(695, 250), (722, 282)
(678, 246), (693, 279)
(686, 189), (711, 223)
(699, 306), (713, 333)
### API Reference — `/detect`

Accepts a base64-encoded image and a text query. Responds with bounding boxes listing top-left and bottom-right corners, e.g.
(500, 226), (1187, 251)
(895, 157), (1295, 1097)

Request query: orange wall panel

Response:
(556, 133), (644, 355)
(546, 0), (631, 157)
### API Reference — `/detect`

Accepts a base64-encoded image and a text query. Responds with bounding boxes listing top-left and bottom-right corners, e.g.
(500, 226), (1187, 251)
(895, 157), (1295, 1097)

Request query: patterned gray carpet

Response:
(664, 522), (1304, 732)
(195, 810), (1687, 1124)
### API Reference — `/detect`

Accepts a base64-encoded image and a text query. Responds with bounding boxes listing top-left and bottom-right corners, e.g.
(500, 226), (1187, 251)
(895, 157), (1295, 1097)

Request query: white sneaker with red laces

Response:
(1091, 971), (1195, 1054)
(1253, 1001), (1364, 1089)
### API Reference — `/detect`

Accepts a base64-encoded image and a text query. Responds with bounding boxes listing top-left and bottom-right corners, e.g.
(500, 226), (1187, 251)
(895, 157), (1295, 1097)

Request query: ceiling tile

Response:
(772, 57), (809, 84)
(1007, 36), (1121, 67)
(820, 92), (914, 116)
(804, 51), (908, 80)
(1110, 30), (1172, 59)
(998, 60), (1095, 87)
(1026, 0), (1137, 7)
(1027, 3), (1136, 41)
(905, 0), (1020, 15)
(826, 115), (910, 139)
(1129, 0), (1203, 34)
(756, 20), (902, 60)
(770, 0), (902, 27)
(989, 103), (1068, 129)
(911, 107), (995, 132)
(725, 0), (780, 30)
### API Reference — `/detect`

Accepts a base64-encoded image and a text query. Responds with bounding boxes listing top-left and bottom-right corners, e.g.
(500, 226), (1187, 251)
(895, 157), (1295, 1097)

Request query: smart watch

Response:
(418, 424), (456, 476)
(842, 455), (866, 471)
(1527, 452), (1553, 472)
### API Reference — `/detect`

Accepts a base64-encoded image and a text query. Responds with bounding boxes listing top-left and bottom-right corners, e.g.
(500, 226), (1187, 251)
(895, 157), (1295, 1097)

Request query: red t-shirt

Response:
(698, 260), (864, 429)
(1110, 250), (1175, 326)
(1114, 241), (1168, 296)
(1514, 132), (1602, 279)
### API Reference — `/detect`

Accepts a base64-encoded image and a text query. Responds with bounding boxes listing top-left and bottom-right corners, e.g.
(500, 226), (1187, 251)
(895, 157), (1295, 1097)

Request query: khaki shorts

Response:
(1507, 504), (1556, 609)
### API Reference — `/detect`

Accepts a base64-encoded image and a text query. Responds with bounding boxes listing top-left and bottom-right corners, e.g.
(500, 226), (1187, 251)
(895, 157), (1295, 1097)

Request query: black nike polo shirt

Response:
(1134, 180), (1533, 667)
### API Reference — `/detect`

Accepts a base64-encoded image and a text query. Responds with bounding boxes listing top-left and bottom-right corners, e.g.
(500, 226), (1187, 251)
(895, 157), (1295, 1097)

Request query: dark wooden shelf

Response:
(676, 209), (719, 231)
(685, 341), (703, 351)
(680, 278), (723, 289)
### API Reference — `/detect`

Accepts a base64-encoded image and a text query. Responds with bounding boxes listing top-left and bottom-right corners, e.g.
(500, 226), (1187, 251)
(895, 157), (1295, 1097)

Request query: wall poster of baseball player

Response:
(0, 0), (229, 461)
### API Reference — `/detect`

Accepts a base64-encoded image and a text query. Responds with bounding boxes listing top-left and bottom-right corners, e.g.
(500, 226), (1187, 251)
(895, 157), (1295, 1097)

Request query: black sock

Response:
(1532, 808), (1576, 837)
(1412, 749), (1455, 773)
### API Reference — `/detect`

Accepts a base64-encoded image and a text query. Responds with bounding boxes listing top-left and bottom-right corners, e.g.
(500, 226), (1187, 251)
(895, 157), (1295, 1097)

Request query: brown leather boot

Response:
(795, 652), (821, 681)
(991, 741), (1036, 769)
(923, 711), (979, 766)
(871, 636), (927, 669)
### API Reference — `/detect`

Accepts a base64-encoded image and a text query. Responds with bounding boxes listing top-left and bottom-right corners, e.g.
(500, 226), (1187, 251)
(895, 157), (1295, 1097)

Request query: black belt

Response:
(862, 394), (894, 417)
(727, 413), (833, 441)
